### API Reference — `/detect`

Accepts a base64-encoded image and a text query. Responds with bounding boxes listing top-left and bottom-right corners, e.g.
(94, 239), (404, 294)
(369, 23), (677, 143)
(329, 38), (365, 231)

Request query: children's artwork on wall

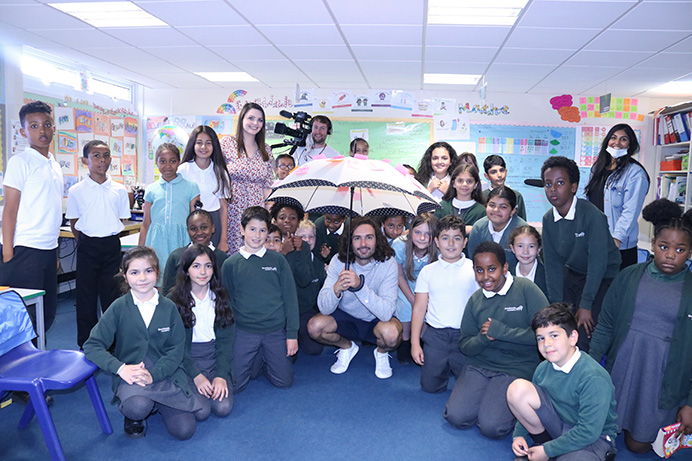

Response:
(171, 115), (197, 131)
(196, 116), (233, 135)
(371, 90), (391, 108)
(94, 134), (109, 145)
(434, 98), (455, 116)
(93, 114), (110, 136)
(74, 109), (93, 132)
(351, 94), (372, 113)
(121, 156), (135, 176)
(111, 175), (124, 184)
(331, 91), (352, 109)
(350, 129), (368, 141)
(434, 113), (470, 140)
(124, 116), (138, 136)
(295, 89), (314, 108)
(459, 102), (511, 116)
(549, 94), (581, 123)
(77, 133), (93, 154)
(57, 131), (78, 154)
(55, 107), (74, 130)
(124, 176), (136, 187)
(314, 97), (333, 113)
(124, 136), (136, 156)
(110, 137), (123, 157)
(412, 99), (434, 118)
(63, 175), (78, 197)
(391, 90), (414, 111)
(56, 153), (77, 176)
(110, 118), (124, 137)
(109, 157), (121, 175)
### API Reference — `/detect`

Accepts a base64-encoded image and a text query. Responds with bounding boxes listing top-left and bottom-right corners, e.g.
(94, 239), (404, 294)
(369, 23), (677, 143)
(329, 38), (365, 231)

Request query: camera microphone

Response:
(279, 110), (294, 119)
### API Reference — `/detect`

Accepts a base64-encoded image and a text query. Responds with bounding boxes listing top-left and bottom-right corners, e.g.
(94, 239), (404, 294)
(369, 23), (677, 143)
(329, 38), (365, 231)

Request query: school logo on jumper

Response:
(262, 266), (278, 272)
(574, 232), (585, 238)
(504, 305), (524, 312)
(157, 327), (170, 332)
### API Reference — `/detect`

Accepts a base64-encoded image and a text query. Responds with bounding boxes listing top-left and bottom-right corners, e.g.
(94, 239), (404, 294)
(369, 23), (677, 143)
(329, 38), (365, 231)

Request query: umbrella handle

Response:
(347, 274), (365, 292)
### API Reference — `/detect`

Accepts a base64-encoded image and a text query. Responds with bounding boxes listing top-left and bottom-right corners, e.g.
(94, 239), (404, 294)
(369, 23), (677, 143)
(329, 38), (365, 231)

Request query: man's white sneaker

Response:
(373, 349), (392, 379)
(330, 342), (359, 374)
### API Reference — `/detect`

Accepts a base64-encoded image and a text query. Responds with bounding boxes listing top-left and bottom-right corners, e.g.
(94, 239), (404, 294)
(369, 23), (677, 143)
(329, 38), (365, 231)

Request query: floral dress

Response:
(221, 136), (273, 254)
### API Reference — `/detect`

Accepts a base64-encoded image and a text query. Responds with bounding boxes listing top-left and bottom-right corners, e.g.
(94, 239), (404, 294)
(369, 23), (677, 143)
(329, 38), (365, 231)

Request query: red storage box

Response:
(660, 159), (683, 171)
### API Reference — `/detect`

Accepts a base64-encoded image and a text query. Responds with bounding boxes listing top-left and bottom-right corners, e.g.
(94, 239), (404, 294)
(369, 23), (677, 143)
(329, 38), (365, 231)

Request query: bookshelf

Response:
(652, 101), (692, 212)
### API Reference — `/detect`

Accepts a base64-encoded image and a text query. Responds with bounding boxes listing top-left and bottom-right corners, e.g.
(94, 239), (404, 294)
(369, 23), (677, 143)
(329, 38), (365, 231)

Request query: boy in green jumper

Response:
(482, 155), (527, 220)
(221, 206), (299, 393)
(540, 156), (620, 352)
(508, 303), (618, 461)
(444, 241), (548, 439)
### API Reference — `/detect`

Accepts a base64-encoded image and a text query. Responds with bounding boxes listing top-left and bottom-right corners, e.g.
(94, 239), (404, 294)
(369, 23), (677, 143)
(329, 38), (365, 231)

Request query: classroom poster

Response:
(11, 119), (28, 155)
(350, 129), (368, 141)
(314, 97), (333, 113)
(124, 117), (138, 136)
(170, 115), (197, 131)
(412, 99), (434, 118)
(434, 113), (470, 140)
(74, 109), (93, 132)
(109, 157), (121, 175)
(124, 176), (136, 187)
(93, 114), (110, 136)
(110, 118), (124, 137)
(196, 115), (233, 135)
(55, 107), (74, 130)
(94, 134), (109, 145)
(56, 153), (77, 176)
(331, 91), (351, 109)
(371, 90), (391, 108)
(351, 94), (372, 113)
(391, 90), (414, 111)
(434, 98), (456, 115)
(121, 156), (136, 176)
(63, 176), (78, 197)
(295, 89), (314, 108)
(57, 131), (78, 154)
(124, 136), (136, 156)
(110, 137), (123, 157)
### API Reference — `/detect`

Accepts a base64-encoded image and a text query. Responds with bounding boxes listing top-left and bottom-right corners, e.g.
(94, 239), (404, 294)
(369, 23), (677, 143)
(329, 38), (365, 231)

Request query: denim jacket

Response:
(602, 162), (649, 250)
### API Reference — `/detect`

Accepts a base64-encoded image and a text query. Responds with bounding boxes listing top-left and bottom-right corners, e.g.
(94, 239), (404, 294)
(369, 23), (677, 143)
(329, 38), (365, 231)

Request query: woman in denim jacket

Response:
(585, 123), (650, 269)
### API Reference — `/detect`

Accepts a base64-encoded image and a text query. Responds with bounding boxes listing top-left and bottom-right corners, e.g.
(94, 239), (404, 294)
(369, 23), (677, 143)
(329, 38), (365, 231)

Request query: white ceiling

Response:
(0, 0), (691, 96)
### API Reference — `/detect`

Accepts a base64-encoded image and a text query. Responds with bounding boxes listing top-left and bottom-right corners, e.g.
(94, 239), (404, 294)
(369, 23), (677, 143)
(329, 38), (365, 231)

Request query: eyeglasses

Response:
(277, 164), (294, 170)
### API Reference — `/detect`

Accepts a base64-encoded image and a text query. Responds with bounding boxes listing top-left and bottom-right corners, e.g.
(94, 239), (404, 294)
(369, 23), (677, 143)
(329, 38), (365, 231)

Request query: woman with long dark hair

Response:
(584, 124), (650, 269)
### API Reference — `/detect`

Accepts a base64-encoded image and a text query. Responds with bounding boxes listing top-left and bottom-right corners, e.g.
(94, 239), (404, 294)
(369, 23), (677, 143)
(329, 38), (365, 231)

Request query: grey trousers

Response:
(232, 328), (294, 393)
(420, 325), (467, 393)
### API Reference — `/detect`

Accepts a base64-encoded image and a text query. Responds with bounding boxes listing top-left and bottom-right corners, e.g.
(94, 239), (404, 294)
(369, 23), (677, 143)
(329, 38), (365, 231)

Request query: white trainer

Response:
(330, 342), (359, 374)
(373, 348), (392, 379)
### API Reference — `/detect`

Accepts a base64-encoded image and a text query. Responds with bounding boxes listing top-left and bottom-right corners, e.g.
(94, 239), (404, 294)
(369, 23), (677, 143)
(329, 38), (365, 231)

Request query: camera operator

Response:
(294, 115), (339, 166)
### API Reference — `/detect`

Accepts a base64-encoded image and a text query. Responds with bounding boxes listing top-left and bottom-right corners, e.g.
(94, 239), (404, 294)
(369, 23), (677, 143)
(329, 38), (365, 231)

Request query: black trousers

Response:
(76, 235), (122, 347)
(0, 245), (58, 333)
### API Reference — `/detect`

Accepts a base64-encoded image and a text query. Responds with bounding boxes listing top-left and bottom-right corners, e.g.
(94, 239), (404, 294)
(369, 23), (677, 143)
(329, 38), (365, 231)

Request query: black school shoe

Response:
(124, 417), (146, 439)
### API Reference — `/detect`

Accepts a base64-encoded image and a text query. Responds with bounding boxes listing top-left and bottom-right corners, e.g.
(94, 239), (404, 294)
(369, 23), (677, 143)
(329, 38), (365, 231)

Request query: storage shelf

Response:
(660, 170), (688, 174)
(657, 141), (690, 149)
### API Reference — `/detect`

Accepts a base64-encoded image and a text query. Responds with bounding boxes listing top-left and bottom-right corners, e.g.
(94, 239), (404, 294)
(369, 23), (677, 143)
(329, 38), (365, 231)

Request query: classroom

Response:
(1, 1), (692, 460)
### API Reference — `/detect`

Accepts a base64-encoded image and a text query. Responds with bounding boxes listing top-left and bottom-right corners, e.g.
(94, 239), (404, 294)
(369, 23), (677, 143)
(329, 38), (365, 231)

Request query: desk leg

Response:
(35, 297), (45, 350)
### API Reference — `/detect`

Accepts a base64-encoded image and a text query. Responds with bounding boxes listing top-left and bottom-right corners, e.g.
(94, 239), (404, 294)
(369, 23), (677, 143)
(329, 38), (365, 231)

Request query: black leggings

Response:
(120, 395), (200, 440)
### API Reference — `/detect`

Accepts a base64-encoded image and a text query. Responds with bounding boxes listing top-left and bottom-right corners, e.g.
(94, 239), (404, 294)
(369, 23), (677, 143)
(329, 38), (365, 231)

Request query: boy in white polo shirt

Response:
(0, 101), (63, 333)
(66, 140), (131, 348)
(411, 215), (478, 393)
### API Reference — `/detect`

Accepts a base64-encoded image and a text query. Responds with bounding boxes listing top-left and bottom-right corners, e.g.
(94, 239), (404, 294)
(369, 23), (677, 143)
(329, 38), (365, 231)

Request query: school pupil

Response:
(381, 214), (406, 245)
(508, 304), (618, 461)
(314, 213), (347, 264)
(0, 101), (62, 335)
(540, 156), (620, 352)
(274, 153), (295, 180)
(415, 141), (459, 201)
(161, 209), (229, 296)
(349, 137), (369, 157)
(589, 198), (692, 454)
(264, 224), (282, 252)
(482, 155), (527, 220)
(392, 213), (438, 363)
(83, 246), (209, 440)
(444, 241), (548, 439)
(584, 123), (650, 269)
(171, 244), (234, 418)
(139, 143), (200, 283)
(458, 151), (479, 168)
(221, 206), (299, 393)
(436, 164), (487, 234)
(66, 140), (131, 348)
(180, 125), (233, 252)
(293, 219), (327, 355)
(509, 225), (547, 295)
(271, 203), (305, 256)
(402, 164), (417, 176)
(410, 215), (477, 393)
(466, 186), (527, 271)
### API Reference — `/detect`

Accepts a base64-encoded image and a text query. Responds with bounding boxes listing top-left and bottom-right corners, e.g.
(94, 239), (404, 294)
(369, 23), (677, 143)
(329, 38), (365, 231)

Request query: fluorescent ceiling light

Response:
(651, 80), (692, 95)
(424, 73), (481, 85)
(49, 2), (166, 28)
(428, 0), (528, 26)
(195, 72), (258, 83)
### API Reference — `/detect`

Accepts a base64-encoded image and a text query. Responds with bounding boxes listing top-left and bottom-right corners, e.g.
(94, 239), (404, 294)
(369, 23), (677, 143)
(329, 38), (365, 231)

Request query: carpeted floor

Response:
(0, 291), (675, 460)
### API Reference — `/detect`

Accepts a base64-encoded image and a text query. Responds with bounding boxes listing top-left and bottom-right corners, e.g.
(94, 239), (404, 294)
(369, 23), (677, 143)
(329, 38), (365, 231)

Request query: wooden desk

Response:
(59, 220), (142, 238)
(1, 288), (47, 350)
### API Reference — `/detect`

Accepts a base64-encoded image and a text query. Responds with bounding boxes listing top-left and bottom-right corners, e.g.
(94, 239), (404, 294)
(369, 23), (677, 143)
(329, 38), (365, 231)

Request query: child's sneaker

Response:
(330, 342), (359, 374)
(373, 348), (392, 379)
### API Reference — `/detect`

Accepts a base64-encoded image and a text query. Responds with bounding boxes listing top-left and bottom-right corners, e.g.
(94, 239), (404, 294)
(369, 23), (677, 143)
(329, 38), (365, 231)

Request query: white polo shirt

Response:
(192, 287), (217, 343)
(415, 254), (478, 329)
(66, 175), (131, 237)
(178, 160), (224, 212)
(3, 148), (63, 250)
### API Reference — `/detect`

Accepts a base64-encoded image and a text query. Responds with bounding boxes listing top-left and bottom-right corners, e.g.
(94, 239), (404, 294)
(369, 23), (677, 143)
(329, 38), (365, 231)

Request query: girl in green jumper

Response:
(590, 199), (692, 453)
(84, 246), (208, 440)
(436, 163), (486, 235)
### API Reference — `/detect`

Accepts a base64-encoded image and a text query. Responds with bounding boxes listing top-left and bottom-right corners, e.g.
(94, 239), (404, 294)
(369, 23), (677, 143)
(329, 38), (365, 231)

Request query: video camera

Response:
(273, 110), (312, 150)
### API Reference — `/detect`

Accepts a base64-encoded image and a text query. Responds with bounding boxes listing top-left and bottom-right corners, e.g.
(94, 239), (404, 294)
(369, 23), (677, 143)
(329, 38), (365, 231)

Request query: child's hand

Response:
(281, 235), (296, 255)
(527, 445), (549, 461)
(480, 318), (495, 341)
(291, 235), (304, 250)
(437, 179), (449, 195)
(211, 377), (228, 401)
(676, 405), (692, 436)
(286, 339), (298, 356)
(511, 436), (529, 457)
(320, 243), (331, 259)
(119, 362), (152, 387)
(194, 373), (213, 398)
(427, 179), (440, 193)
(411, 343), (424, 366)
(217, 240), (229, 254)
(575, 308), (594, 336)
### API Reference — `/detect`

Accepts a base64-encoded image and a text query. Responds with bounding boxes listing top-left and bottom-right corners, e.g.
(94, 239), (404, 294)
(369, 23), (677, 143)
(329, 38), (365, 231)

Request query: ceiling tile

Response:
(232, 0), (334, 25)
(257, 25), (343, 45)
(519, 0), (637, 28)
(239, 61), (310, 81)
(119, 59), (184, 73)
(613, 2), (692, 31)
(586, 30), (691, 52)
(485, 63), (555, 79)
(565, 50), (654, 67)
(295, 60), (361, 77)
(327, 0), (424, 24)
(636, 53), (692, 72)
(106, 27), (198, 47)
(424, 61), (487, 75)
(138, 0), (245, 26)
(141, 45), (220, 61)
(495, 48), (574, 65)
(177, 25), (270, 47)
(341, 25), (422, 46)
(209, 45), (286, 61)
(360, 61), (421, 76)
(507, 27), (599, 49)
(29, 28), (127, 48)
(352, 45), (421, 61)
(0, 28), (57, 47)
(665, 34), (692, 53)
(426, 25), (511, 47)
(283, 45), (353, 61)
(81, 46), (157, 63)
(547, 65), (622, 81)
(425, 46), (495, 63)
(139, 71), (220, 88)
(175, 60), (241, 73)
(0, 4), (90, 29)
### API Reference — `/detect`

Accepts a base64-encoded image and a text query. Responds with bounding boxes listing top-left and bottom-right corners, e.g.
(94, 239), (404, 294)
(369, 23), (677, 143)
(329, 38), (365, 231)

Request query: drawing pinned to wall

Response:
(579, 96), (645, 122)
(391, 90), (414, 111)
(549, 94), (581, 123)
(197, 115), (233, 135)
(63, 176), (78, 197)
(350, 129), (368, 141)
(295, 89), (314, 108)
(57, 131), (78, 154)
(124, 136), (136, 156)
(124, 116), (138, 136)
(74, 109), (93, 132)
(110, 118), (124, 137)
(110, 137), (123, 157)
(11, 119), (28, 155)
(412, 99), (434, 118)
(121, 156), (136, 176)
(217, 103), (235, 114)
(146, 116), (168, 131)
(434, 113), (470, 140)
(94, 134), (109, 145)
(371, 90), (391, 108)
(171, 115), (197, 131)
(331, 91), (351, 109)
(124, 176), (136, 187)
(458, 102), (510, 116)
(109, 157), (121, 176)
(93, 114), (110, 136)
(77, 132), (94, 153)
(56, 153), (77, 175)
(55, 107), (74, 130)
(313, 97), (333, 113)
(434, 98), (455, 115)
(351, 94), (372, 113)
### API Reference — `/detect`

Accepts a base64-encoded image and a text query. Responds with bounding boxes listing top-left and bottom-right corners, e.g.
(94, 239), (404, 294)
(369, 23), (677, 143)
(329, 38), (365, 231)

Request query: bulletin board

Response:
(23, 93), (139, 197)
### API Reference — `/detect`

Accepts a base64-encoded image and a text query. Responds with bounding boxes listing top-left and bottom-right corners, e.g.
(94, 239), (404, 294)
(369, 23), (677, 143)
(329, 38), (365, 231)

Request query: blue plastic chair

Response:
(0, 290), (112, 461)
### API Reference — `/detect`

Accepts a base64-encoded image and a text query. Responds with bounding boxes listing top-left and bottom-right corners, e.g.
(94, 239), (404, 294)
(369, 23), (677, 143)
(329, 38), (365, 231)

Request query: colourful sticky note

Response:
(594, 104), (600, 110)
(580, 97), (587, 104)
(637, 114), (645, 121)
(624, 98), (630, 105)
(623, 105), (630, 112)
(630, 105), (637, 112)
(580, 104), (587, 110)
(631, 99), (638, 105)
(588, 104), (594, 110)
(615, 112), (623, 119)
(595, 112), (601, 118)
(588, 111), (594, 117)
(581, 111), (588, 117)
(587, 97), (594, 103)
(616, 98), (624, 105)
(629, 113), (637, 120)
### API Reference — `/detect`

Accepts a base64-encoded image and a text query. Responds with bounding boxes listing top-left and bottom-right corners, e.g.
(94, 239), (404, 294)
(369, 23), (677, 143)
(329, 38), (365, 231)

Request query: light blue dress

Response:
(393, 237), (430, 323)
(144, 174), (199, 282)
